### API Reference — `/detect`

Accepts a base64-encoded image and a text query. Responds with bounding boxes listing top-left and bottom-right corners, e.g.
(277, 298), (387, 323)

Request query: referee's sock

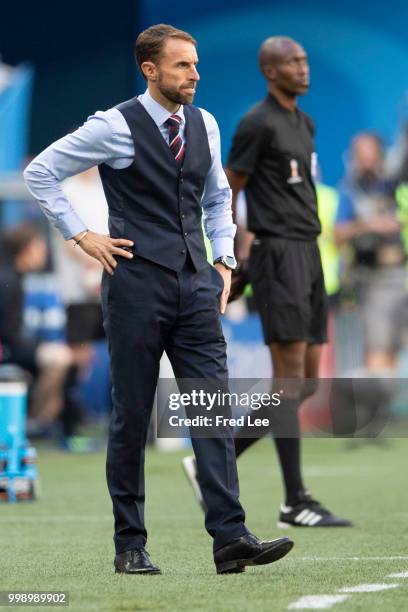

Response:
(235, 435), (305, 507)
(273, 437), (305, 507)
(271, 396), (305, 506)
(234, 397), (306, 506)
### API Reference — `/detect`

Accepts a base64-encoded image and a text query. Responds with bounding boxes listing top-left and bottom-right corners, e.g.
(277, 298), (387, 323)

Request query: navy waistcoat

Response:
(98, 97), (211, 272)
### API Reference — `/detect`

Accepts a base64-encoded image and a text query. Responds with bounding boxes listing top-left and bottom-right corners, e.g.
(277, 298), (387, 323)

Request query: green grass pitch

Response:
(1, 438), (408, 611)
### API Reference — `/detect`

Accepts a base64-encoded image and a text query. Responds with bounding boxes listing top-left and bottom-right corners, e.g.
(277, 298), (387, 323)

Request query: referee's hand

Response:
(214, 263), (231, 314)
(73, 231), (134, 275)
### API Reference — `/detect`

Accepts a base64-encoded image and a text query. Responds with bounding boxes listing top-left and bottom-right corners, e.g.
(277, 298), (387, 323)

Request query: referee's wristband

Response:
(73, 230), (89, 247)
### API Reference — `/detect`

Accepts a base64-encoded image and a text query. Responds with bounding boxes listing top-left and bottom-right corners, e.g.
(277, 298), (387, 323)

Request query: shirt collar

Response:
(139, 89), (185, 128)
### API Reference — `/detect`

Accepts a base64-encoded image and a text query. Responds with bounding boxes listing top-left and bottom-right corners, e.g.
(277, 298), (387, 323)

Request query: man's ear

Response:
(262, 64), (276, 81)
(141, 61), (158, 82)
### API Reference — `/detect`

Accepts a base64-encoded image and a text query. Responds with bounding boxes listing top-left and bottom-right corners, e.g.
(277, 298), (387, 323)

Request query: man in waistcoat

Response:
(24, 24), (294, 575)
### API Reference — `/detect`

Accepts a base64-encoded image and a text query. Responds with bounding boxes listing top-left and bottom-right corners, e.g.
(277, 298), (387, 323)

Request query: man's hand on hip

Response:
(214, 263), (231, 314)
(73, 231), (134, 275)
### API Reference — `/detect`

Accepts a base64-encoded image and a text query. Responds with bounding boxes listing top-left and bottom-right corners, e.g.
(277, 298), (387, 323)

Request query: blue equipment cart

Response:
(0, 365), (39, 502)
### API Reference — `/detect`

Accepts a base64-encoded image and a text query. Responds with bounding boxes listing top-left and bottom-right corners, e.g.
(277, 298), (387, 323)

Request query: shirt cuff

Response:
(54, 209), (88, 240)
(211, 237), (235, 262)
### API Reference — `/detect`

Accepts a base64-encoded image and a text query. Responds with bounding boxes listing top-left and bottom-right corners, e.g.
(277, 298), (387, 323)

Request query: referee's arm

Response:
(225, 114), (264, 260)
(224, 169), (248, 224)
(224, 169), (254, 263)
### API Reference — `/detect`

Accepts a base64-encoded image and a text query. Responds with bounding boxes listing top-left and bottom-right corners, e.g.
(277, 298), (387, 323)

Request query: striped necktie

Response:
(164, 114), (185, 165)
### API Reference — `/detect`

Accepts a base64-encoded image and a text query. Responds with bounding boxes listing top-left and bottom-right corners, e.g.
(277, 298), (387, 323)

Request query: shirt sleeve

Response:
(200, 109), (236, 260)
(335, 190), (356, 224)
(226, 114), (265, 176)
(23, 109), (132, 240)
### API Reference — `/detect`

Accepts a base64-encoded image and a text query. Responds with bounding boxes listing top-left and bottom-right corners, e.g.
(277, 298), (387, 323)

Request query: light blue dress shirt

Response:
(23, 89), (236, 261)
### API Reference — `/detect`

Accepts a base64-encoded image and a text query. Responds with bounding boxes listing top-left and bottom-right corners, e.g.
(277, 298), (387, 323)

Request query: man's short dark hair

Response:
(135, 24), (196, 76)
(0, 224), (42, 261)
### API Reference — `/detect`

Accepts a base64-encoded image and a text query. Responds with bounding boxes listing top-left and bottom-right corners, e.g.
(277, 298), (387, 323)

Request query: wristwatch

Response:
(213, 255), (238, 271)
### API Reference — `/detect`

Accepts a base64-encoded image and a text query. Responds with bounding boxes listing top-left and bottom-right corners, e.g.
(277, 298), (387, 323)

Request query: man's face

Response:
(150, 38), (200, 105)
(17, 237), (47, 273)
(273, 43), (310, 96)
(352, 136), (383, 176)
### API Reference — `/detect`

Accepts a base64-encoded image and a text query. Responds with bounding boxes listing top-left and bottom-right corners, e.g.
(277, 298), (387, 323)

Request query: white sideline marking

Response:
(288, 595), (350, 609)
(288, 566), (407, 610)
(297, 557), (408, 561)
(339, 583), (399, 593)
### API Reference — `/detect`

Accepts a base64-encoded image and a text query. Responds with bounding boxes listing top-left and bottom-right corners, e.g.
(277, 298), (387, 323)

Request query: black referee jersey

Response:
(227, 94), (321, 240)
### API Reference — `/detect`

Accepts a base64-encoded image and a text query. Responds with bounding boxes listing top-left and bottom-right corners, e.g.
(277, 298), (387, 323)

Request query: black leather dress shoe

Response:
(114, 549), (161, 575)
(214, 533), (294, 574)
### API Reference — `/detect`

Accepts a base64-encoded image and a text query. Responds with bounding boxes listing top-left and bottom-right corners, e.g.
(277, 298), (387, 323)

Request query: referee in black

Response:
(183, 36), (352, 529)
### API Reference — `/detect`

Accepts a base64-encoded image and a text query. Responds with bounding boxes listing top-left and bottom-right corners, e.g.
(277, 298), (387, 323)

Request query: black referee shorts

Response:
(249, 237), (328, 345)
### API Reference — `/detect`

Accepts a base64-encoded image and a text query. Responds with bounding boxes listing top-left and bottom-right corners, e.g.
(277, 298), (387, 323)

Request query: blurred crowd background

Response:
(1, 0), (408, 450)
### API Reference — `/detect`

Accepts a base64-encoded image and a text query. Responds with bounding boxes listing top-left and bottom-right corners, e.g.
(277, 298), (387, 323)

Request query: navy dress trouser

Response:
(101, 255), (247, 554)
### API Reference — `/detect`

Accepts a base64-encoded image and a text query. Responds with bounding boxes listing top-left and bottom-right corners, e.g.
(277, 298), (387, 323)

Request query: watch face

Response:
(222, 256), (237, 270)
(214, 256), (237, 269)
